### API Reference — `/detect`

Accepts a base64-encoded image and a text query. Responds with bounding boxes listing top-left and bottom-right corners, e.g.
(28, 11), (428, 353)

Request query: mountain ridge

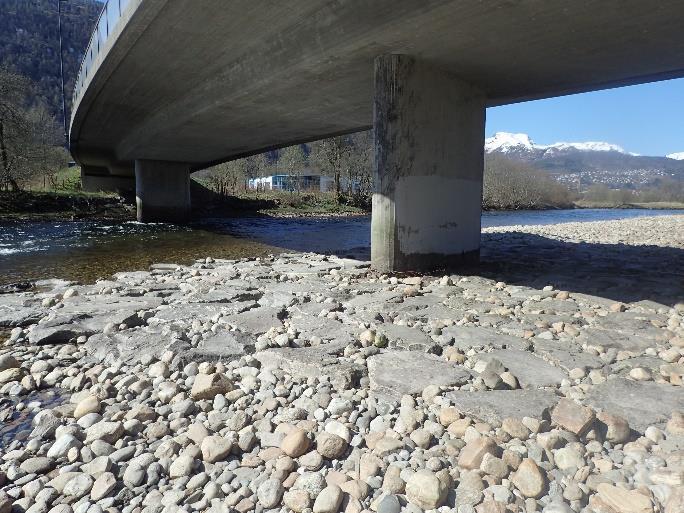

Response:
(485, 132), (684, 188)
(0, 0), (101, 125)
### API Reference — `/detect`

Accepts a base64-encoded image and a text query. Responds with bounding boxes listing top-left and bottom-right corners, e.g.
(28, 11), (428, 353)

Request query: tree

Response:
(309, 136), (349, 201)
(28, 102), (67, 186)
(278, 144), (307, 192)
(0, 67), (33, 191)
(207, 160), (245, 196)
(344, 131), (373, 201)
(483, 154), (572, 209)
(0, 66), (67, 191)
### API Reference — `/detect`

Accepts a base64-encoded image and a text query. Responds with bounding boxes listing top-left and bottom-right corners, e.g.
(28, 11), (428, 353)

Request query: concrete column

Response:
(135, 160), (191, 223)
(81, 167), (135, 194)
(371, 54), (486, 272)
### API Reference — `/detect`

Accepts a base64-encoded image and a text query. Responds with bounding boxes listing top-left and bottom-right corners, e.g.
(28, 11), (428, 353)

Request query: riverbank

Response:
(0, 192), (134, 222)
(573, 200), (684, 210)
(0, 215), (683, 513)
(4, 190), (683, 224)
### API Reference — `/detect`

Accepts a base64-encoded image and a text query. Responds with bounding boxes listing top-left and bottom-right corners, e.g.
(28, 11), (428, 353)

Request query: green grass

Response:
(27, 166), (117, 198)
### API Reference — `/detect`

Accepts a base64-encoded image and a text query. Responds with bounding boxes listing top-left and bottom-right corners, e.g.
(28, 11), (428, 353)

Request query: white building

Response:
(247, 174), (336, 192)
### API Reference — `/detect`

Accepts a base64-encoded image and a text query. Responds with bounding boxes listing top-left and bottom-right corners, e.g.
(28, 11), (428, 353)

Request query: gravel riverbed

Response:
(0, 215), (683, 513)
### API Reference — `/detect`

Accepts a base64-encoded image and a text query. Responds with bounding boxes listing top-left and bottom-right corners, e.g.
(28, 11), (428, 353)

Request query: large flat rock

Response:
(476, 349), (566, 388)
(175, 330), (256, 366)
(441, 326), (528, 351)
(375, 323), (437, 352)
(287, 313), (356, 345)
(151, 303), (236, 325)
(367, 351), (471, 402)
(584, 378), (684, 433)
(577, 328), (658, 353)
(531, 339), (604, 372)
(0, 295), (47, 327)
(224, 306), (285, 335)
(446, 389), (560, 426)
(255, 341), (366, 388)
(85, 327), (172, 364)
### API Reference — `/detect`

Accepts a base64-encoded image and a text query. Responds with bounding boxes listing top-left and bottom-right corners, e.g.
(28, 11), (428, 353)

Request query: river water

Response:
(0, 208), (681, 286)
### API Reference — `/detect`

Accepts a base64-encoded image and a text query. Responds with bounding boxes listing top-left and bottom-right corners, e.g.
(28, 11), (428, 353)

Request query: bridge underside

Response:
(71, 0), (684, 270)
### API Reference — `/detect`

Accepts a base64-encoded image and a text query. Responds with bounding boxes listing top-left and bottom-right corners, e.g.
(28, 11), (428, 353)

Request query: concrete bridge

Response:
(70, 0), (684, 272)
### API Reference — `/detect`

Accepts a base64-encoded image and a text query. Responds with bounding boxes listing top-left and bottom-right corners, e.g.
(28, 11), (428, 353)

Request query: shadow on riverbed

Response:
(477, 232), (684, 307)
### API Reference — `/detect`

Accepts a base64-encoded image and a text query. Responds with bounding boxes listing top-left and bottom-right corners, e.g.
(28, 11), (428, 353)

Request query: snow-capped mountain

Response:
(484, 132), (632, 156)
(484, 132), (536, 153)
(485, 132), (684, 187)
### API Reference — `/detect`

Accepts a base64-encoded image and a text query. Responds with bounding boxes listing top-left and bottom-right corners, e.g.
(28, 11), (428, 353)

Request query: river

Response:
(0, 208), (681, 286)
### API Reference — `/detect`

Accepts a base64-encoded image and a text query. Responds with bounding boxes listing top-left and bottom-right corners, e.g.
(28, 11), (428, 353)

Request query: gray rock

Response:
(255, 341), (365, 386)
(288, 313), (356, 346)
(441, 325), (528, 350)
(477, 349), (566, 388)
(0, 355), (19, 372)
(20, 457), (54, 474)
(584, 378), (684, 432)
(63, 474), (94, 498)
(375, 323), (437, 352)
(377, 494), (401, 513)
(0, 492), (12, 513)
(123, 464), (146, 488)
(0, 295), (47, 327)
(257, 478), (284, 508)
(224, 306), (285, 335)
(85, 421), (124, 444)
(295, 472), (327, 496)
(367, 351), (471, 402)
(312, 485), (343, 513)
(446, 389), (559, 426)
(90, 472), (117, 501)
(84, 328), (169, 364)
(29, 324), (91, 345)
(174, 331), (255, 366)
(47, 434), (82, 459)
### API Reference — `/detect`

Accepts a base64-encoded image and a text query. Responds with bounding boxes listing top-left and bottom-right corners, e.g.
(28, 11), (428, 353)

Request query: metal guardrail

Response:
(72, 0), (132, 113)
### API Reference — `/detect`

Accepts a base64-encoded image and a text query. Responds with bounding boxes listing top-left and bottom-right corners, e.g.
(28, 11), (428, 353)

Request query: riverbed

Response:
(0, 215), (683, 512)
(0, 208), (682, 286)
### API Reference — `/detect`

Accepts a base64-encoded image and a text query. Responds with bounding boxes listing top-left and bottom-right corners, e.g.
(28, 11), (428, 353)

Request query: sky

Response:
(485, 77), (684, 157)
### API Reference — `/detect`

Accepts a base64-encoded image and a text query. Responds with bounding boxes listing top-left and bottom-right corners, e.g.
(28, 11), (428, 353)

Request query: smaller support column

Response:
(135, 160), (191, 223)
(81, 167), (135, 194)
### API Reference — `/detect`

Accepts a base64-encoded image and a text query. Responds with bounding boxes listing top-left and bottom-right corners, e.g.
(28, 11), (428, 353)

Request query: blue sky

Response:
(485, 77), (684, 157)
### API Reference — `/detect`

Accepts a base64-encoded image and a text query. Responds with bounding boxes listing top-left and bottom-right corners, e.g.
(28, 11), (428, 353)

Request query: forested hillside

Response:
(0, 0), (101, 126)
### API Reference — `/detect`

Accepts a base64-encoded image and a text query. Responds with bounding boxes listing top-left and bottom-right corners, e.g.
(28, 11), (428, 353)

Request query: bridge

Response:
(70, 0), (684, 272)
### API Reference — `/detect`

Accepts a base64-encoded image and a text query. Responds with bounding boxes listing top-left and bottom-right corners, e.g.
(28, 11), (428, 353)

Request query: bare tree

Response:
(483, 154), (572, 209)
(344, 131), (373, 202)
(0, 67), (66, 191)
(278, 144), (307, 192)
(309, 136), (350, 201)
(0, 67), (31, 191)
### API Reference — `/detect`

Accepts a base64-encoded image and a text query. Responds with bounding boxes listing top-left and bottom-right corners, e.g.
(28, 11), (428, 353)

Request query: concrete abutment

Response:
(371, 54), (486, 273)
(135, 160), (191, 223)
(80, 167), (135, 194)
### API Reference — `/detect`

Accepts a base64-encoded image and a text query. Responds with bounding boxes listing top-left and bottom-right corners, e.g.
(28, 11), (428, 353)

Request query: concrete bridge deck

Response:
(71, 0), (684, 270)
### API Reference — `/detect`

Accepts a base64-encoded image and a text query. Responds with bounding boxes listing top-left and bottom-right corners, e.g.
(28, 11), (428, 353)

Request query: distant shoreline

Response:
(1, 190), (683, 224)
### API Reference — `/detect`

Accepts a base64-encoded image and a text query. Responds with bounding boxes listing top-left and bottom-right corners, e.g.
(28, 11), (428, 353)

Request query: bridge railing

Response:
(72, 0), (132, 116)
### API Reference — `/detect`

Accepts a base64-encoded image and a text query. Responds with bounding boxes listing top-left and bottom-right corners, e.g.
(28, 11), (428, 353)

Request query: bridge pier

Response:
(371, 55), (486, 273)
(135, 160), (191, 223)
